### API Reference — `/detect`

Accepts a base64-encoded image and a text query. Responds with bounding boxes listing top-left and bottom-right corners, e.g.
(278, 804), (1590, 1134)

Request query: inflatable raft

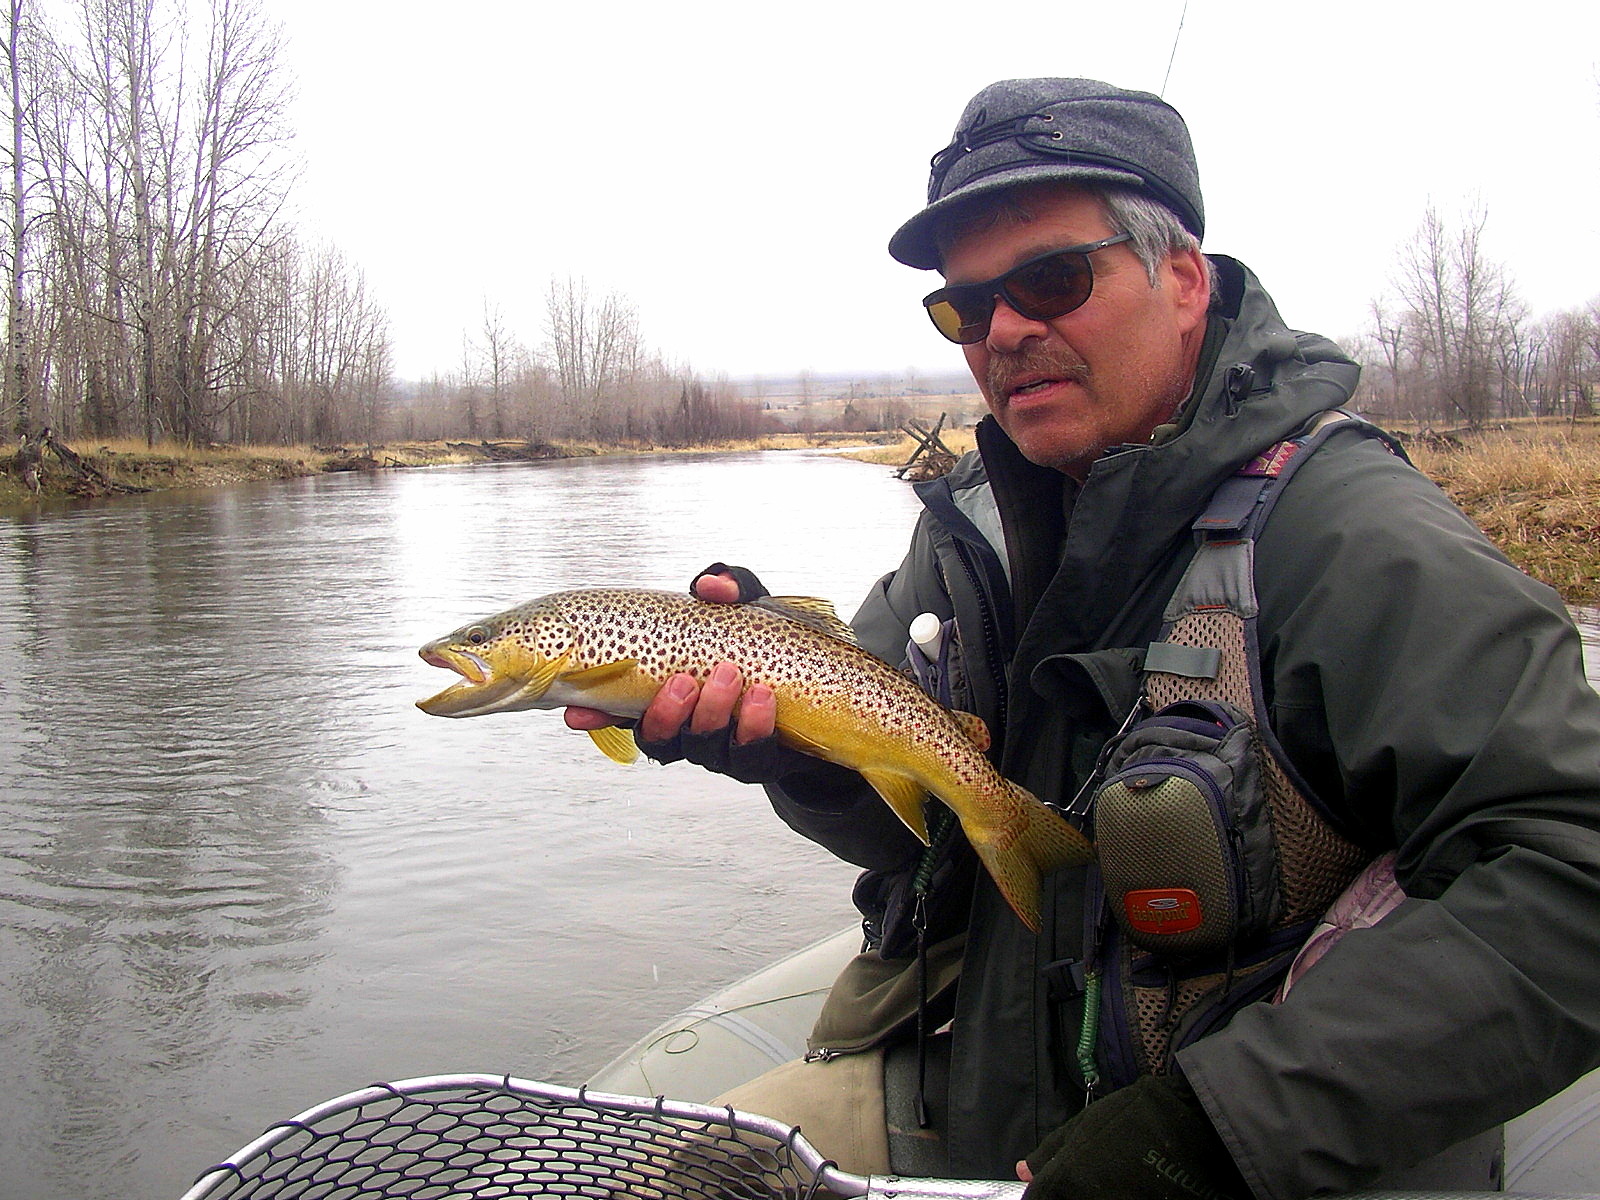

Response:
(181, 926), (1600, 1198)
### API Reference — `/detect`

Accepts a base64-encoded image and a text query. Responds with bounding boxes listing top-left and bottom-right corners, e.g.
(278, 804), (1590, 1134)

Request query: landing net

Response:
(180, 1074), (837, 1199)
(179, 1073), (1026, 1200)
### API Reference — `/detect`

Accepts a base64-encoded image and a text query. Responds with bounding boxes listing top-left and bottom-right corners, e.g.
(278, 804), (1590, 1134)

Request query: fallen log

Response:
(11, 428), (150, 495)
(446, 439), (567, 462)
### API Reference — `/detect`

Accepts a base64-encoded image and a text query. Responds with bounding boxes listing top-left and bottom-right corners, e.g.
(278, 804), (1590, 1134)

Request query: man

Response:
(568, 78), (1600, 1200)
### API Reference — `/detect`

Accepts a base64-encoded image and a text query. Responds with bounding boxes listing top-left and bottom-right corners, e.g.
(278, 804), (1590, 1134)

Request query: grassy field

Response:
(6, 420), (1597, 605)
(1404, 420), (1600, 604)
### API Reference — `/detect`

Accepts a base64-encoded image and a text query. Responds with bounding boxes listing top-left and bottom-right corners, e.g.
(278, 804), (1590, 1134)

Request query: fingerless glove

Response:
(1024, 1073), (1251, 1200)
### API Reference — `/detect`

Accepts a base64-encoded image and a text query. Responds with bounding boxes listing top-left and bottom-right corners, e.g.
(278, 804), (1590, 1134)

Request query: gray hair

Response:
(1096, 186), (1209, 290)
(933, 181), (1215, 295)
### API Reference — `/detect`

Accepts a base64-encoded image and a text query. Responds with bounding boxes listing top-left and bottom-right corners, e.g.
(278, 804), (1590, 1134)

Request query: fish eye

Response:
(465, 626), (490, 646)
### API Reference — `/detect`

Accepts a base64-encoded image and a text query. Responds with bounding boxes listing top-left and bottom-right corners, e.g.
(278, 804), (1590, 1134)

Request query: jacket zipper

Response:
(949, 533), (1010, 743)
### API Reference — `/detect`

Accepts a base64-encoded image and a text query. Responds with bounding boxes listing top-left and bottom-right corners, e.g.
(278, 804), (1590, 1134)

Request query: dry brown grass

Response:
(88, 437), (325, 463)
(1403, 419), (1600, 604)
(842, 426), (979, 467)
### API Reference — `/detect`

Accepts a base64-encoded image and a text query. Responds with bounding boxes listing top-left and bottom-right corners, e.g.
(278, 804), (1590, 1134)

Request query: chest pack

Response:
(1077, 412), (1381, 1091)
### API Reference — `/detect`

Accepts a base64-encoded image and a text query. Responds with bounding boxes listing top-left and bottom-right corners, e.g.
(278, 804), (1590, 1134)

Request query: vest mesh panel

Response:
(1147, 607), (1366, 923)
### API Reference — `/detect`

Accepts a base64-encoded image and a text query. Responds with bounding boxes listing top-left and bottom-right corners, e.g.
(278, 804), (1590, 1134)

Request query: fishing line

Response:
(1160, 0), (1190, 96)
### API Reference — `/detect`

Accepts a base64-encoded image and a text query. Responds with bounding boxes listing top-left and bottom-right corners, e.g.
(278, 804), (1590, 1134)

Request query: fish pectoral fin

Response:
(859, 769), (931, 845)
(526, 648), (572, 697)
(560, 658), (640, 687)
(951, 710), (991, 751)
(776, 723), (830, 758)
(757, 596), (859, 645)
(586, 725), (640, 765)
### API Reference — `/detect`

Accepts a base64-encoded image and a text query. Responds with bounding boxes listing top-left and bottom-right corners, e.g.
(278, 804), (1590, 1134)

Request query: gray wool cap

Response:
(888, 77), (1204, 271)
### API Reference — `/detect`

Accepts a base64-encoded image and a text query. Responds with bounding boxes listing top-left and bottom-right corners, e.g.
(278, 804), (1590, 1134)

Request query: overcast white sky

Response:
(267, 0), (1600, 383)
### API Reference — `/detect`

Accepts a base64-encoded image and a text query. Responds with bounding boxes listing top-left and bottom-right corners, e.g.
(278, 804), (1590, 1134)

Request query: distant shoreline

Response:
(0, 431), (906, 506)
(5, 421), (1596, 606)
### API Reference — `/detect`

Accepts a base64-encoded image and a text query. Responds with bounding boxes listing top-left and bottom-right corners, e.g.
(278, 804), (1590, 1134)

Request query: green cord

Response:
(1076, 968), (1103, 1098)
(912, 806), (956, 895)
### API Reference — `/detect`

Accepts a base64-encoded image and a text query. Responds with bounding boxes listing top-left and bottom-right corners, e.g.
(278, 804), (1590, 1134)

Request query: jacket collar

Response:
(978, 255), (1361, 661)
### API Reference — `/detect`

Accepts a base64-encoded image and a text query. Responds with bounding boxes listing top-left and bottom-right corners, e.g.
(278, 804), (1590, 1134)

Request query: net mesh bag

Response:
(181, 1075), (847, 1200)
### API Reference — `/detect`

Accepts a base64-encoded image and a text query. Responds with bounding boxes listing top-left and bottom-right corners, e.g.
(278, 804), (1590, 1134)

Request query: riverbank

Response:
(4, 422), (1596, 604)
(0, 430), (899, 505)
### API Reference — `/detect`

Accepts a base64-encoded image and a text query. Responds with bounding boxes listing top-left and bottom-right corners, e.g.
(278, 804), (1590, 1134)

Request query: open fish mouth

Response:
(420, 644), (492, 683)
(416, 644), (526, 717)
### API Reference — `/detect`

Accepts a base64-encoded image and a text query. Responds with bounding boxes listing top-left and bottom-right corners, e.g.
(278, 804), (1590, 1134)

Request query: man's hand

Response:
(1019, 1074), (1251, 1200)
(561, 570), (777, 746)
(562, 567), (813, 784)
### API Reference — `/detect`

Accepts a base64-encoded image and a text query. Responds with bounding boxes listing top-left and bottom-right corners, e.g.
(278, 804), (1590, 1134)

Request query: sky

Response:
(266, 0), (1600, 384)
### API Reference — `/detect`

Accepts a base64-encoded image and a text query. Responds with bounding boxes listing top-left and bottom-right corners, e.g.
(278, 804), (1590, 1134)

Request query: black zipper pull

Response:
(1222, 363), (1255, 415)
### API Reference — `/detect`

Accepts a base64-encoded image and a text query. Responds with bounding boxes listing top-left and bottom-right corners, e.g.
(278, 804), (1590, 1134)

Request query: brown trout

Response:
(416, 587), (1091, 931)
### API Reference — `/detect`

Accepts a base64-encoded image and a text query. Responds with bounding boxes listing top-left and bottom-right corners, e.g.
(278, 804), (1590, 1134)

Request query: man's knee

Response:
(711, 1051), (891, 1177)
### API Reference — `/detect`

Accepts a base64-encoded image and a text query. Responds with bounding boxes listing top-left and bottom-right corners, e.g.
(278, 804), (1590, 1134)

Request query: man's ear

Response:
(1167, 245), (1211, 335)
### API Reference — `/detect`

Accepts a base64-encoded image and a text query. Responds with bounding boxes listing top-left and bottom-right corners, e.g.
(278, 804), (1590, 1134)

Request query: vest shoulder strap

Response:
(1101, 411), (1386, 1083)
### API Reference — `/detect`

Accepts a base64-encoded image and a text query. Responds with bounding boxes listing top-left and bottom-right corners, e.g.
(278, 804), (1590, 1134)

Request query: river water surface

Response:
(0, 451), (927, 1200)
(1, 452), (1597, 1200)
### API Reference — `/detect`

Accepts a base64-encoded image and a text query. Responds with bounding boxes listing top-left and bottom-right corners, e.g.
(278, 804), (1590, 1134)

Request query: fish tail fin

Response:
(971, 782), (1094, 934)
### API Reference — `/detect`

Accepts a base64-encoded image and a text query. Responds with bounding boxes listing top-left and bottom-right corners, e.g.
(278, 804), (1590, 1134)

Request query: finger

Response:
(689, 662), (742, 735)
(693, 572), (743, 605)
(563, 707), (617, 731)
(640, 673), (701, 744)
(733, 684), (777, 746)
(1016, 1160), (1034, 1184)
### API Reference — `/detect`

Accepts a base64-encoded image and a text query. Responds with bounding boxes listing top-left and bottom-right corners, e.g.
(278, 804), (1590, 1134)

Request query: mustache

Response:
(987, 346), (1090, 399)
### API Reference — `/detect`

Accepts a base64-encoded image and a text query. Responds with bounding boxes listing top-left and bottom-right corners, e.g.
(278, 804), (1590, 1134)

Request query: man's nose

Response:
(984, 296), (1051, 352)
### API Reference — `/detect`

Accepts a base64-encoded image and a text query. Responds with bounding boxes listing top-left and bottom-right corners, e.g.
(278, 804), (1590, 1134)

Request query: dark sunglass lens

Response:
(1006, 252), (1093, 319)
(925, 292), (992, 344)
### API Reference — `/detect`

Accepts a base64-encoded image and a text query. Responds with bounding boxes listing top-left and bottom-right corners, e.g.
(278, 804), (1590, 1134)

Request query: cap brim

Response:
(888, 163), (1145, 271)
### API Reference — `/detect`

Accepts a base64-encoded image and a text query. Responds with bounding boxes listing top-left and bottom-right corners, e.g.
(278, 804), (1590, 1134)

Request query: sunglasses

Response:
(921, 233), (1133, 344)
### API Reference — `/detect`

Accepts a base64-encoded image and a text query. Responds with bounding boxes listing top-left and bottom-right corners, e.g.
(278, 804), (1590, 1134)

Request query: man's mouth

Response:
(988, 351), (1089, 406)
(1007, 376), (1061, 401)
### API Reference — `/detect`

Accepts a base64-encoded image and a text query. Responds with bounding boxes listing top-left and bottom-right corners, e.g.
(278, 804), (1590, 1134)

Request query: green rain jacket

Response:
(765, 256), (1600, 1200)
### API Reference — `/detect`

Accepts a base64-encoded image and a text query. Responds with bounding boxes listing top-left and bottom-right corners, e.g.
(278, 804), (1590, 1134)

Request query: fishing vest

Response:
(1076, 411), (1385, 1091)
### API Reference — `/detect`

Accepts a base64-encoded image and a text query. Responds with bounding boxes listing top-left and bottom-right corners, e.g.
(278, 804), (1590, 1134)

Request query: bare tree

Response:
(0, 0), (47, 437)
(478, 299), (522, 438)
(795, 368), (815, 435)
(1392, 203), (1523, 426)
(1364, 300), (1409, 418)
(544, 275), (643, 439)
(167, 0), (295, 443)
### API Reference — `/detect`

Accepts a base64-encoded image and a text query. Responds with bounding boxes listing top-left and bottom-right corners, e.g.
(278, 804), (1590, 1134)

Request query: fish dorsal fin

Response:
(586, 725), (639, 765)
(951, 710), (991, 751)
(756, 596), (859, 644)
(858, 768), (930, 845)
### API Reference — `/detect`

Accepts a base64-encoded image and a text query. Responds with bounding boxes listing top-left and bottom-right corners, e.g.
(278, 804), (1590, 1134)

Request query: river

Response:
(1, 453), (1597, 1200)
